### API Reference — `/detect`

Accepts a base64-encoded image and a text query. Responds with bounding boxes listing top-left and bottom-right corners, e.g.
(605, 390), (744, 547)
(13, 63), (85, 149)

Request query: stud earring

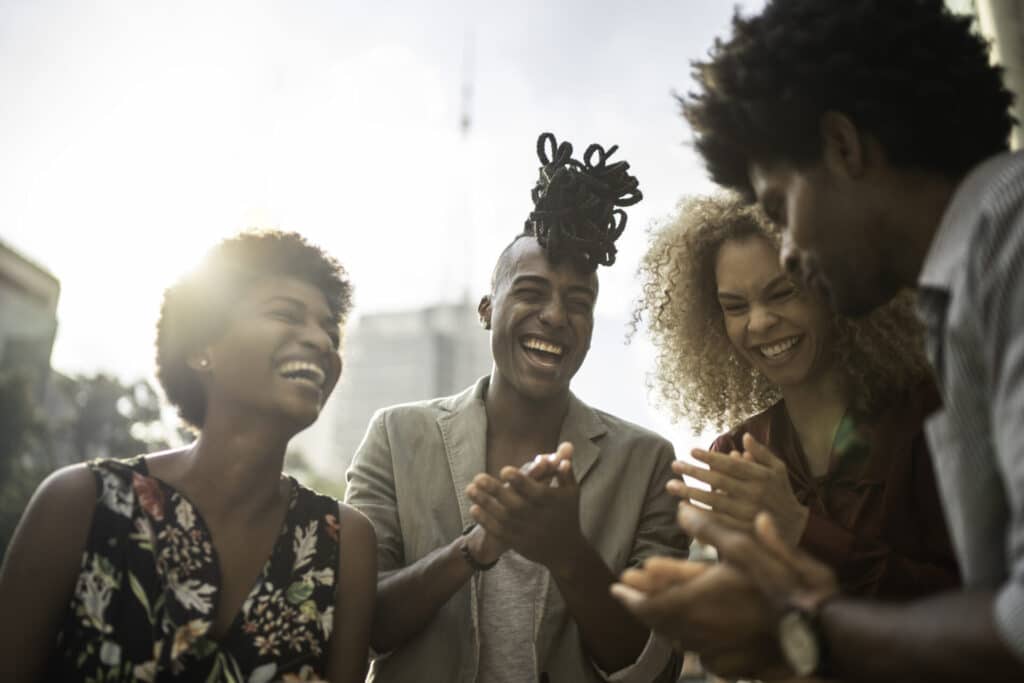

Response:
(199, 358), (209, 368)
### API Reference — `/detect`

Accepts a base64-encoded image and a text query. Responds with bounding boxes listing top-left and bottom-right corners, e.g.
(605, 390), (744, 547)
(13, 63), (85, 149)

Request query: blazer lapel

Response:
(437, 377), (490, 529)
(558, 391), (607, 486)
(536, 392), (608, 667)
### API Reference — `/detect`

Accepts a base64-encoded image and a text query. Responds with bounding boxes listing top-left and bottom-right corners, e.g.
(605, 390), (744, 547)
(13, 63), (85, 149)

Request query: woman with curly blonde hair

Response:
(635, 193), (958, 598)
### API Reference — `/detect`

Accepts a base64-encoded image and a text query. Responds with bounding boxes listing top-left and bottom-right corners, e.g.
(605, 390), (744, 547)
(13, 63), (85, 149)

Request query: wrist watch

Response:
(778, 606), (831, 677)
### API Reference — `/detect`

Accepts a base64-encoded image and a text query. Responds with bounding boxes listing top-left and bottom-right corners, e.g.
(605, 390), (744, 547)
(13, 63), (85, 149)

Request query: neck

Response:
(780, 366), (847, 454)
(484, 370), (568, 447)
(179, 404), (295, 518)
(881, 169), (961, 287)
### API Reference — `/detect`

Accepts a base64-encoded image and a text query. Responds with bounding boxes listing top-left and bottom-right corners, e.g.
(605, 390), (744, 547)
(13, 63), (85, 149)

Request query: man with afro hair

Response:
(612, 1), (1024, 681)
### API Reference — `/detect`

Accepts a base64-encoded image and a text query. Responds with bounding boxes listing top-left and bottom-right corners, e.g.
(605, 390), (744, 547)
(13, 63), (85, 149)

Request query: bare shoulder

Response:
(30, 463), (98, 519)
(335, 502), (376, 549)
(1, 463), (98, 585)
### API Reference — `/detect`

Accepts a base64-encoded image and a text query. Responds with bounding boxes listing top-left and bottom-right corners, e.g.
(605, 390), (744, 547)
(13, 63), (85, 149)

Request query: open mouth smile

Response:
(756, 335), (801, 360)
(277, 360), (327, 391)
(520, 335), (565, 367)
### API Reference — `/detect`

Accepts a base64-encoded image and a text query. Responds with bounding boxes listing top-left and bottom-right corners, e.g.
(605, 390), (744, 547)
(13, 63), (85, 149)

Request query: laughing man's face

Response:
(482, 237), (597, 402)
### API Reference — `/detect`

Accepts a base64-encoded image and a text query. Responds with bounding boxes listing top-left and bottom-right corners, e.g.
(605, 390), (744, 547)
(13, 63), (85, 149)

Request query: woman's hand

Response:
(668, 433), (809, 546)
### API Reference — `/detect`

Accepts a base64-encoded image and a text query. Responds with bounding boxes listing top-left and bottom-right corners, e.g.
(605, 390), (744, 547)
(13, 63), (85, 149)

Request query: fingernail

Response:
(678, 504), (696, 527)
(609, 583), (640, 604)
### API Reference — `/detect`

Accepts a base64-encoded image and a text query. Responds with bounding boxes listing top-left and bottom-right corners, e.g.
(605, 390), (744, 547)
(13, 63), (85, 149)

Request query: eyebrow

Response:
(511, 275), (551, 288)
(717, 274), (791, 300)
(264, 295), (305, 308)
(264, 295), (338, 325)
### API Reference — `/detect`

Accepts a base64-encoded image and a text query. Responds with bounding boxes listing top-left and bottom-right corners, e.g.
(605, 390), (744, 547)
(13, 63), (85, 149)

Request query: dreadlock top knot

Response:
(526, 131), (642, 272)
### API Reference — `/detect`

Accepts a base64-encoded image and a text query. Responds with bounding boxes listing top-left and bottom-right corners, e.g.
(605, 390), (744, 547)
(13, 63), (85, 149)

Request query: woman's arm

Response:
(325, 502), (376, 683)
(0, 464), (97, 683)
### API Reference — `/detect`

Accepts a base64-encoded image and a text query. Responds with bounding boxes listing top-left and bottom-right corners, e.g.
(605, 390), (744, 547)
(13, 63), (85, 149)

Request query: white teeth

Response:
(278, 360), (326, 387)
(522, 338), (564, 356)
(759, 336), (800, 358)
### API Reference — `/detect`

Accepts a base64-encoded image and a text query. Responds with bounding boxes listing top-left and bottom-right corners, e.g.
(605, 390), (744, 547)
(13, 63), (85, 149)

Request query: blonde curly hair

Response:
(634, 193), (932, 434)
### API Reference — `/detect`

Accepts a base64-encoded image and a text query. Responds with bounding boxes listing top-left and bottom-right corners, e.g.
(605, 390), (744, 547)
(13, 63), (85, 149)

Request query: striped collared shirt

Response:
(917, 151), (1024, 662)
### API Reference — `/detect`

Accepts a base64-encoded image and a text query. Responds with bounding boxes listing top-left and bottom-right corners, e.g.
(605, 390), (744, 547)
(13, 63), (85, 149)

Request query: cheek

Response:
(722, 317), (747, 352)
(787, 180), (822, 247)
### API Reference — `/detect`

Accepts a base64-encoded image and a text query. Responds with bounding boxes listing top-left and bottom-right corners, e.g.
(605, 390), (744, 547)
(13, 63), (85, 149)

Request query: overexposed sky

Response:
(1, 0), (764, 451)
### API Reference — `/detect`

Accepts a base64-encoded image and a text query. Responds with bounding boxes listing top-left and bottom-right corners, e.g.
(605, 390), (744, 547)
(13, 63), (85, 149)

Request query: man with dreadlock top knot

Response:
(345, 132), (689, 682)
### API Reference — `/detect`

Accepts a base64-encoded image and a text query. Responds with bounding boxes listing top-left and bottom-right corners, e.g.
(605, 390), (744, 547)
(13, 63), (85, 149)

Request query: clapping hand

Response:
(669, 433), (809, 546)
(465, 442), (586, 575)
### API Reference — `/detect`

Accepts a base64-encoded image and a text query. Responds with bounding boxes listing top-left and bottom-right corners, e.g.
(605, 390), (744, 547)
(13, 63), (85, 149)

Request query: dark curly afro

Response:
(682, 0), (1015, 197)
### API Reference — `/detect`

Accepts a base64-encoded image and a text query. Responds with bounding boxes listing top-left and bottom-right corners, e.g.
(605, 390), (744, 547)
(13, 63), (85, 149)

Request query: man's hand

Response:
(611, 558), (773, 654)
(669, 433), (809, 546)
(611, 504), (840, 680)
(465, 442), (586, 577)
(462, 444), (566, 565)
(677, 503), (839, 614)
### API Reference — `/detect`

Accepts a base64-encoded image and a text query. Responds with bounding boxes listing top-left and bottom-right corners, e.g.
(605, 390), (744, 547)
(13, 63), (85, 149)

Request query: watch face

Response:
(778, 611), (819, 677)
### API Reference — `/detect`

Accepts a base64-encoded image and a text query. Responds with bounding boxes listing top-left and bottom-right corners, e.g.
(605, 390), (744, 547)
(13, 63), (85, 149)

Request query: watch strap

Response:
(460, 522), (499, 571)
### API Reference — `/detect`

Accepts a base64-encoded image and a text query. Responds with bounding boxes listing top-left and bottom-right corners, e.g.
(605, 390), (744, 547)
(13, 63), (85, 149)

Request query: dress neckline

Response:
(131, 455), (300, 649)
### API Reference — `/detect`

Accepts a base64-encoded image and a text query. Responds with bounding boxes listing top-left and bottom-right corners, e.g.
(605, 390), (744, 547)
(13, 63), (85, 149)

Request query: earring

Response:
(479, 318), (489, 330)
(199, 358), (209, 368)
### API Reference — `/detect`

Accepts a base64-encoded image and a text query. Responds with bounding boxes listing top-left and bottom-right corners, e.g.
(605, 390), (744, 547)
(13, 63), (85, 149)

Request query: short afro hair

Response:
(683, 0), (1015, 196)
(156, 230), (353, 429)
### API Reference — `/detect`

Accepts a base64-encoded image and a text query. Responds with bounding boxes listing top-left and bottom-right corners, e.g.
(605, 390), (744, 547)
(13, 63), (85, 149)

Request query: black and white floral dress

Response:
(49, 456), (342, 682)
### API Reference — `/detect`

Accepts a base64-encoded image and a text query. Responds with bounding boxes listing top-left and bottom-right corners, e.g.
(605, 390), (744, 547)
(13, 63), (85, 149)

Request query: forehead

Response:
(715, 237), (784, 290)
(502, 237), (599, 294)
(242, 275), (332, 316)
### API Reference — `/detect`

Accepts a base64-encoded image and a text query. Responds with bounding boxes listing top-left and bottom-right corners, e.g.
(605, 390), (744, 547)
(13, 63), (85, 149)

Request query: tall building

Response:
(0, 239), (60, 399)
(291, 300), (492, 477)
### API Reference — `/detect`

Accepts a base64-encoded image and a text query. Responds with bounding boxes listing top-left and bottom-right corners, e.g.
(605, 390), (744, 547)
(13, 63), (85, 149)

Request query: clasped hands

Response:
(609, 433), (840, 680)
(464, 441), (584, 575)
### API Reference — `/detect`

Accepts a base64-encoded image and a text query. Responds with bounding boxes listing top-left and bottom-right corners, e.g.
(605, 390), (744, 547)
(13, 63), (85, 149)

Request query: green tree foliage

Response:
(0, 372), (185, 561)
(0, 372), (48, 560)
(285, 449), (346, 500)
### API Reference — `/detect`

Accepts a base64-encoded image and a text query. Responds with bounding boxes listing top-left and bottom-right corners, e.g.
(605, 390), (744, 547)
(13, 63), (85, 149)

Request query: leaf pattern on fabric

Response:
(168, 575), (216, 614)
(48, 457), (342, 681)
(292, 521), (318, 571)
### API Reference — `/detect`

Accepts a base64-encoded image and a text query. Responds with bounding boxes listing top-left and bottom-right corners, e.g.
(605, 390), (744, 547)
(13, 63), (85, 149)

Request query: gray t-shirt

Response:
(476, 550), (546, 683)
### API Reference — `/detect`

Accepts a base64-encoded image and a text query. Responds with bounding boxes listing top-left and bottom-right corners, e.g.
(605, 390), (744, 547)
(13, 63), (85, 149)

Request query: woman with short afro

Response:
(0, 230), (375, 682)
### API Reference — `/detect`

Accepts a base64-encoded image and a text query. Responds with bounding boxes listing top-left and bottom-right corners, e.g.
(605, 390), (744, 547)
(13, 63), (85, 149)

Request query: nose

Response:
(747, 303), (779, 334)
(538, 296), (568, 328)
(299, 321), (335, 353)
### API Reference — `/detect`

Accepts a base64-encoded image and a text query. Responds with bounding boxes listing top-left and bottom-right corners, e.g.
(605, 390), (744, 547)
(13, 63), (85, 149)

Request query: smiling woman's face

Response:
(714, 235), (832, 389)
(201, 275), (343, 431)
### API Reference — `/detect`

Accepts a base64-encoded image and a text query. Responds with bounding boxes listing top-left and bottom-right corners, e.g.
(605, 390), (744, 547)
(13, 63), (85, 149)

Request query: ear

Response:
(820, 111), (866, 179)
(186, 350), (212, 372)
(477, 295), (492, 331)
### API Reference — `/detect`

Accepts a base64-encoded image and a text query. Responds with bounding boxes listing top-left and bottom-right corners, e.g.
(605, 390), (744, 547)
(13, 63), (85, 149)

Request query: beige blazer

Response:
(345, 377), (688, 682)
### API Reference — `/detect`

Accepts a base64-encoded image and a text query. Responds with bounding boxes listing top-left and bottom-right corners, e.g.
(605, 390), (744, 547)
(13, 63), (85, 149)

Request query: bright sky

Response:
(1, 0), (764, 453)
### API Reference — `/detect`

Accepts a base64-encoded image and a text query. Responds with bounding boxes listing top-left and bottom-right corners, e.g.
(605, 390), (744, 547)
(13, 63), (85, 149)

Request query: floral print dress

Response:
(49, 456), (342, 682)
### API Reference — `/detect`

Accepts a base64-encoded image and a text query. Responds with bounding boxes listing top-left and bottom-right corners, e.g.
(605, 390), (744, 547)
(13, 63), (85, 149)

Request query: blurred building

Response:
(949, 0), (1024, 148)
(291, 300), (492, 478)
(0, 239), (60, 400)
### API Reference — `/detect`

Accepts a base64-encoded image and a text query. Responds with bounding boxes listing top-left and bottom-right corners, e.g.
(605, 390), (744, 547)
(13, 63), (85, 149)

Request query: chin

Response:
(278, 402), (322, 433)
